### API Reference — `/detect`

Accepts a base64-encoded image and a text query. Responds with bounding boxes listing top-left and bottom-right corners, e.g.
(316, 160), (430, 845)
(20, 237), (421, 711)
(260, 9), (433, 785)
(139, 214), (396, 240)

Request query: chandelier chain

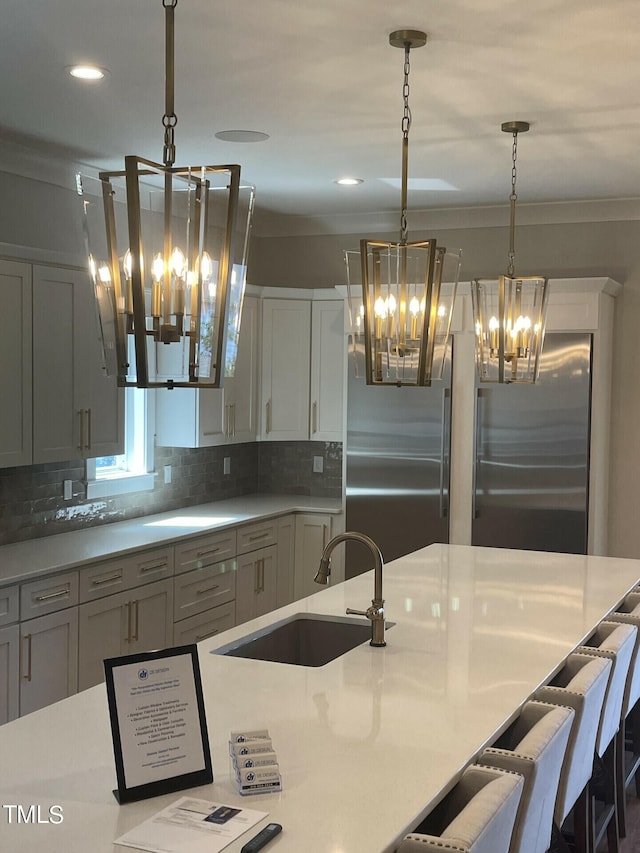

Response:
(400, 44), (412, 243)
(507, 131), (519, 277)
(162, 0), (178, 166)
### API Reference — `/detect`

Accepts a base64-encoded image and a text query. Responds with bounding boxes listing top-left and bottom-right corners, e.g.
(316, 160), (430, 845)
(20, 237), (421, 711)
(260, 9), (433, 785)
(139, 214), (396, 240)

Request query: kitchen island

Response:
(1, 543), (640, 853)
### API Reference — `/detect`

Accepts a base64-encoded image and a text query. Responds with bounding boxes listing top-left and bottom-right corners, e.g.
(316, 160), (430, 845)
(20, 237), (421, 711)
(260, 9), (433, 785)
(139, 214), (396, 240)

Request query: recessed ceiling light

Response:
(214, 130), (270, 143)
(67, 64), (109, 81)
(335, 177), (364, 186)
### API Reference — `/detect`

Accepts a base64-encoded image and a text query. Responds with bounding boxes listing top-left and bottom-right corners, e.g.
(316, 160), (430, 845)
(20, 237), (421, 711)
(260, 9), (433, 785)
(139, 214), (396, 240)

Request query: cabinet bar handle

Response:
(231, 403), (236, 437)
(196, 629), (219, 641)
(254, 562), (260, 594)
(92, 572), (122, 586)
(22, 634), (32, 682)
(86, 408), (92, 450)
(312, 401), (318, 434)
(197, 547), (220, 558)
(322, 524), (328, 548)
(196, 584), (220, 596)
(35, 588), (70, 603)
(132, 600), (139, 642)
(77, 409), (85, 450)
(125, 601), (132, 643)
(266, 399), (272, 434)
(248, 531), (270, 542)
(258, 557), (265, 593)
(140, 562), (167, 573)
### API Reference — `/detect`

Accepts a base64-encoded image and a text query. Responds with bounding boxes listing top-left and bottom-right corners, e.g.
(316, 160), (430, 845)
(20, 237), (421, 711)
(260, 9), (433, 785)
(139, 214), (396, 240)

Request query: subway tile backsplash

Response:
(0, 442), (342, 546)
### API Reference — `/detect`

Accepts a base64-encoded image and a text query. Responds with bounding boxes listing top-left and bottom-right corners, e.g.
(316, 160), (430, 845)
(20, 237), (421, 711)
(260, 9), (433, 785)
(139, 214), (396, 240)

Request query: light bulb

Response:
(489, 316), (499, 332)
(374, 297), (386, 319)
(122, 249), (133, 279)
(200, 251), (213, 282)
(409, 297), (420, 317)
(387, 294), (397, 314)
(98, 264), (111, 284)
(170, 247), (186, 278)
(151, 253), (164, 283)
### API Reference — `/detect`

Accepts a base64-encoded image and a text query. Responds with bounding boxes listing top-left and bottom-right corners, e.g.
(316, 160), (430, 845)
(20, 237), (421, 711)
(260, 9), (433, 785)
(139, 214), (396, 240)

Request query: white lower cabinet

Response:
(293, 514), (333, 601)
(0, 624), (19, 724)
(78, 578), (174, 691)
(19, 607), (79, 717)
(173, 602), (235, 646)
(235, 545), (278, 625)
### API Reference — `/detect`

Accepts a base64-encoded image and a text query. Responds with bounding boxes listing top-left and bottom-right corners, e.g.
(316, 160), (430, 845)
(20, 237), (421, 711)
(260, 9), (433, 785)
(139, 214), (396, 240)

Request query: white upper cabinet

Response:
(260, 298), (312, 441)
(32, 265), (123, 463)
(310, 300), (344, 442)
(155, 295), (259, 447)
(0, 260), (32, 468)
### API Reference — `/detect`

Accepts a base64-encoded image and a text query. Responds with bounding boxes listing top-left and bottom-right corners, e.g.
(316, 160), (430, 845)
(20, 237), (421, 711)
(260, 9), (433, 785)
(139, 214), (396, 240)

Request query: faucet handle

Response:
(346, 607), (368, 617)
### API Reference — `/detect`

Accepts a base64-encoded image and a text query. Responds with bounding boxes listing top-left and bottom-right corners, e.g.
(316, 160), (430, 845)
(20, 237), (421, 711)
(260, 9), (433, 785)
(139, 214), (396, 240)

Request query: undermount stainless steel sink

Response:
(213, 613), (392, 667)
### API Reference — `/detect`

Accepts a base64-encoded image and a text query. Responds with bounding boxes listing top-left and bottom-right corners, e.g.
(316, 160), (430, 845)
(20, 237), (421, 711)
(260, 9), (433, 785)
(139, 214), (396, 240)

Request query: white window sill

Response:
(86, 472), (157, 499)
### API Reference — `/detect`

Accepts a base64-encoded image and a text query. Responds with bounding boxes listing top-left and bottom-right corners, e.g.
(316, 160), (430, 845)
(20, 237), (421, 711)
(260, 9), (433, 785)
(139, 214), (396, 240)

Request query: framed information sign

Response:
(104, 644), (213, 804)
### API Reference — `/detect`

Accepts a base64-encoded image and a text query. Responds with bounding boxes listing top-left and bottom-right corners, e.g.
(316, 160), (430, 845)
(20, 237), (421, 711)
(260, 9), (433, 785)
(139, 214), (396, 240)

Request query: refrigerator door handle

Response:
(472, 388), (485, 520)
(439, 388), (451, 518)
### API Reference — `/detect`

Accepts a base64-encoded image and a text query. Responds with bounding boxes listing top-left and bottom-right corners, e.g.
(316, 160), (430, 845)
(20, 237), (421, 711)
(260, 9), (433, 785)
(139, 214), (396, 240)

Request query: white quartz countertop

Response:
(0, 494), (342, 586)
(2, 543), (640, 853)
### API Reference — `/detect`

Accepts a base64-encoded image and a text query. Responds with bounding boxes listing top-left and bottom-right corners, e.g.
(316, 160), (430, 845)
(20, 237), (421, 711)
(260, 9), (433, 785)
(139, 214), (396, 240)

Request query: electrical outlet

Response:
(313, 455), (324, 474)
(224, 457), (231, 475)
(63, 479), (73, 500)
(164, 465), (172, 484)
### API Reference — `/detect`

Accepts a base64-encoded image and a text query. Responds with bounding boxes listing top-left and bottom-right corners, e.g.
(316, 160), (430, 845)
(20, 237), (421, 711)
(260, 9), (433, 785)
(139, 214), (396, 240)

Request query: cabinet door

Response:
(225, 295), (259, 443)
(78, 590), (128, 691)
(0, 260), (32, 468)
(129, 578), (174, 654)
(0, 624), (19, 724)
(32, 265), (123, 462)
(19, 608), (79, 717)
(235, 545), (277, 625)
(260, 299), (311, 440)
(156, 383), (226, 448)
(294, 514), (332, 601)
(310, 300), (345, 442)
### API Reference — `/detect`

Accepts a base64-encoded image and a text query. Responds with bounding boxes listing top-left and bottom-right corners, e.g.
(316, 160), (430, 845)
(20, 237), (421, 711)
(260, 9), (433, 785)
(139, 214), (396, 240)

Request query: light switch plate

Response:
(224, 457), (231, 475)
(313, 456), (324, 474)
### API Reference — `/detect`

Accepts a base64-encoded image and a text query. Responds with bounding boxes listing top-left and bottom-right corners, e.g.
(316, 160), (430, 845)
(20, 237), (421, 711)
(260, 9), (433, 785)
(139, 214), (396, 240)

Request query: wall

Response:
(0, 441), (342, 546)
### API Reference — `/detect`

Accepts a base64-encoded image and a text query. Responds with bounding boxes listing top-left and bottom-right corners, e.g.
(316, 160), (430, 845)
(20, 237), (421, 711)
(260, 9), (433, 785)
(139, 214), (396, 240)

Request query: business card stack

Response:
(229, 728), (282, 796)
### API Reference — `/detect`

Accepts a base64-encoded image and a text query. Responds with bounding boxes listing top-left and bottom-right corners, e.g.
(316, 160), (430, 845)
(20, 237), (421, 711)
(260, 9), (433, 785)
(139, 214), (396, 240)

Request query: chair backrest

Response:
(477, 700), (574, 853)
(609, 592), (640, 716)
(577, 620), (637, 756)
(396, 765), (524, 853)
(535, 651), (612, 826)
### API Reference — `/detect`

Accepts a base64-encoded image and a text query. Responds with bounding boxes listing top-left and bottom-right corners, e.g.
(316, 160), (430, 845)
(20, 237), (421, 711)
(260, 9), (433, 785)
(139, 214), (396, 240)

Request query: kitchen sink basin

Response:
(213, 613), (391, 667)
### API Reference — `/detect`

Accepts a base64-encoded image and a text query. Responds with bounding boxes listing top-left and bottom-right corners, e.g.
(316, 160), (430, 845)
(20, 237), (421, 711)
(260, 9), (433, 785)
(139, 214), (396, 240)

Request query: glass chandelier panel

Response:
(345, 30), (461, 388)
(346, 241), (461, 386)
(77, 0), (254, 389)
(471, 121), (549, 384)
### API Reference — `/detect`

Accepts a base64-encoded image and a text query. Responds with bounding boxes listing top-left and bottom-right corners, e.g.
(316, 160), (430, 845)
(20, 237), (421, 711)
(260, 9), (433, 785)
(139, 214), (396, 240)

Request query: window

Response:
(85, 385), (156, 498)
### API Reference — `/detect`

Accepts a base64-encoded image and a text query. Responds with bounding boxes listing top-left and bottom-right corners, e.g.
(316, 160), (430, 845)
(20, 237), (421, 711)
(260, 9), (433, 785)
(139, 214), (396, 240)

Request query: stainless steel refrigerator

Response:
(471, 331), (592, 553)
(345, 332), (592, 576)
(345, 343), (453, 578)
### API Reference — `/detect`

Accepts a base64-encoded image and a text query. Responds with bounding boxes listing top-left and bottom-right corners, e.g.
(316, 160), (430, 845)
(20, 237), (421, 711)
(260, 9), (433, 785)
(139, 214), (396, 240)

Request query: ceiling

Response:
(2, 0), (640, 236)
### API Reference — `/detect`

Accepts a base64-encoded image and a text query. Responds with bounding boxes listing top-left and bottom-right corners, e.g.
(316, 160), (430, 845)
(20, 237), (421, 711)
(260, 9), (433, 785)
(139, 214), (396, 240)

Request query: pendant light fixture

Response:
(345, 30), (461, 387)
(78, 0), (255, 389)
(471, 122), (549, 384)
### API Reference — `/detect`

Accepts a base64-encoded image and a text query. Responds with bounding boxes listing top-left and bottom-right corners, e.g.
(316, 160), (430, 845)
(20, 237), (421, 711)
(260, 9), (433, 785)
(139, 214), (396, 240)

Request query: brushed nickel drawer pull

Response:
(196, 547), (220, 558)
(35, 588), (70, 603)
(140, 562), (167, 573)
(248, 531), (270, 541)
(86, 408), (92, 450)
(77, 409), (85, 450)
(195, 629), (219, 641)
(92, 573), (122, 586)
(132, 600), (139, 642)
(125, 601), (132, 643)
(196, 584), (220, 596)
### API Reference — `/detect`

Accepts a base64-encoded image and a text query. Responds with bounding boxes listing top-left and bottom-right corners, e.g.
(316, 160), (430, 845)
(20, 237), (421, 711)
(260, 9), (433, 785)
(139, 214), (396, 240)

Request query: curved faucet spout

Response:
(314, 531), (386, 647)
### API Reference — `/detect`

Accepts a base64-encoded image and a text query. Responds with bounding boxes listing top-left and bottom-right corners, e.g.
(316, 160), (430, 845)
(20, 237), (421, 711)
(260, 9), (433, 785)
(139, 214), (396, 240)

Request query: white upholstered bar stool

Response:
(395, 765), (524, 853)
(605, 592), (640, 836)
(475, 700), (574, 853)
(576, 620), (637, 853)
(534, 652), (612, 853)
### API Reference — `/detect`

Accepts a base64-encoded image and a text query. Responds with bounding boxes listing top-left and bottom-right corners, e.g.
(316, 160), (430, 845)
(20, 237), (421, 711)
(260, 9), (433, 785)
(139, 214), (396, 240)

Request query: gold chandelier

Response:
(471, 122), (549, 384)
(345, 30), (461, 387)
(79, 0), (255, 389)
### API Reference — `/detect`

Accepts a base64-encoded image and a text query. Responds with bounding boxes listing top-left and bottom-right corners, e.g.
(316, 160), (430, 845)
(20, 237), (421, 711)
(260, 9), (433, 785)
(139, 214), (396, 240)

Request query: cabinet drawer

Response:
(174, 559), (236, 622)
(79, 546), (174, 602)
(173, 601), (235, 645)
(237, 520), (277, 554)
(20, 571), (79, 619)
(175, 530), (237, 575)
(0, 585), (19, 627)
